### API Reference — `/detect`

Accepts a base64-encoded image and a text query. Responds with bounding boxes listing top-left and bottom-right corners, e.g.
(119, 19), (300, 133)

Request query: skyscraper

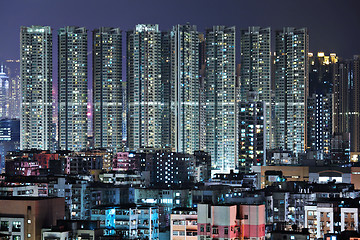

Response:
(127, 24), (162, 150)
(169, 24), (200, 153)
(348, 56), (360, 153)
(5, 61), (21, 120)
(160, 30), (171, 149)
(240, 26), (272, 149)
(93, 27), (123, 152)
(307, 52), (338, 161)
(332, 60), (351, 164)
(205, 26), (236, 173)
(0, 66), (10, 119)
(58, 26), (88, 151)
(238, 91), (265, 173)
(20, 26), (53, 150)
(199, 34), (207, 151)
(333, 56), (360, 153)
(274, 27), (309, 155)
(0, 119), (20, 172)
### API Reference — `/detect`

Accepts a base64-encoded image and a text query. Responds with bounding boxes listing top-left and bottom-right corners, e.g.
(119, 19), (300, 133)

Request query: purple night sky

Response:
(1, 0), (360, 61)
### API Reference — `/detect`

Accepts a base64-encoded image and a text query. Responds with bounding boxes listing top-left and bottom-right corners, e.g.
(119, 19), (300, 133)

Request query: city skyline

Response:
(9, 23), (360, 169)
(1, 2), (360, 240)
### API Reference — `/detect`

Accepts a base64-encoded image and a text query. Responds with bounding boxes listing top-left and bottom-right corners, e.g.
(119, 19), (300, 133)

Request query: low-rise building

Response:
(305, 203), (359, 240)
(197, 203), (265, 240)
(170, 208), (197, 239)
(252, 166), (309, 189)
(0, 197), (65, 240)
(90, 204), (159, 239)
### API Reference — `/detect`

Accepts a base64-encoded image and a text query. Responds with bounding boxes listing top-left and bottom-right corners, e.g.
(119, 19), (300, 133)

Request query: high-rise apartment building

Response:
(347, 56), (360, 153)
(274, 27), (309, 155)
(0, 119), (20, 172)
(20, 26), (53, 150)
(169, 24), (200, 153)
(93, 27), (123, 152)
(240, 27), (272, 149)
(333, 61), (349, 136)
(58, 26), (88, 151)
(4, 60), (21, 119)
(307, 93), (332, 160)
(0, 66), (10, 119)
(307, 52), (338, 161)
(161, 31), (171, 148)
(333, 56), (360, 153)
(205, 26), (236, 173)
(238, 91), (265, 173)
(199, 34), (207, 151)
(127, 24), (162, 150)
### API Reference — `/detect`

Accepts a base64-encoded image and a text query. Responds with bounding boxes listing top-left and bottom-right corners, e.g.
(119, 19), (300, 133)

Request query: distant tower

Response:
(307, 52), (338, 160)
(58, 26), (88, 151)
(0, 65), (10, 119)
(240, 27), (272, 149)
(274, 27), (309, 155)
(20, 26), (53, 150)
(93, 27), (123, 152)
(333, 56), (360, 153)
(4, 60), (21, 119)
(205, 26), (237, 173)
(127, 24), (162, 150)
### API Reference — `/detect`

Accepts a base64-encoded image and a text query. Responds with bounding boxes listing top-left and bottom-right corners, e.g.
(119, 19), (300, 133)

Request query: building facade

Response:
(170, 208), (197, 239)
(20, 26), (53, 150)
(0, 196), (65, 240)
(307, 93), (332, 160)
(307, 52), (337, 161)
(91, 204), (159, 239)
(4, 60), (21, 119)
(238, 91), (265, 173)
(127, 24), (162, 150)
(0, 119), (20, 172)
(169, 24), (200, 154)
(197, 203), (265, 240)
(333, 56), (360, 154)
(0, 66), (10, 119)
(205, 26), (237, 173)
(93, 27), (123, 152)
(274, 27), (309, 155)
(58, 26), (88, 151)
(240, 27), (272, 149)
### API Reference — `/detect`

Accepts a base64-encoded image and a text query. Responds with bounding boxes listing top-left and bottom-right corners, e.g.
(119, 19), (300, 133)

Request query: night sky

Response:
(1, 0), (359, 62)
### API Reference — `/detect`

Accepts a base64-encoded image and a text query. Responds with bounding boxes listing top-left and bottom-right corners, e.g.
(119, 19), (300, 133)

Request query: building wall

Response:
(0, 197), (65, 240)
(238, 95), (265, 173)
(274, 27), (308, 154)
(170, 212), (197, 240)
(205, 26), (237, 173)
(93, 27), (123, 152)
(169, 24), (200, 154)
(127, 24), (162, 150)
(58, 26), (88, 151)
(239, 205), (266, 239)
(252, 166), (309, 188)
(351, 167), (360, 189)
(305, 205), (334, 240)
(240, 26), (272, 149)
(20, 26), (53, 150)
(197, 204), (265, 240)
(341, 208), (358, 232)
